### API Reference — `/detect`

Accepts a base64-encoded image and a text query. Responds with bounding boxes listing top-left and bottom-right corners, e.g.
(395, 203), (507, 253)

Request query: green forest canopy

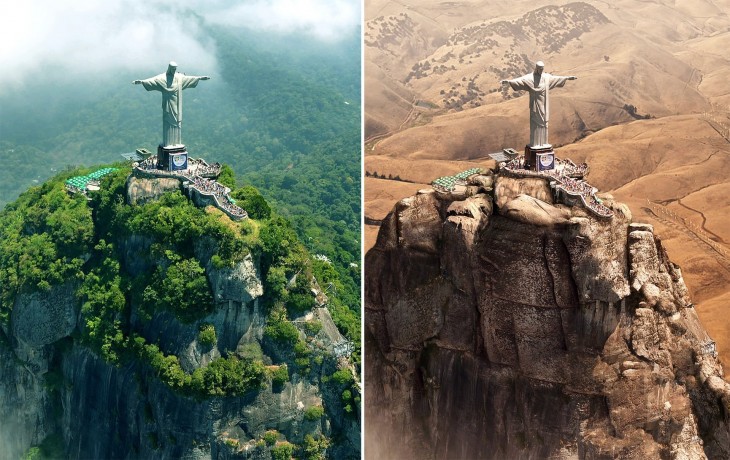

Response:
(0, 166), (361, 396)
(0, 26), (361, 309)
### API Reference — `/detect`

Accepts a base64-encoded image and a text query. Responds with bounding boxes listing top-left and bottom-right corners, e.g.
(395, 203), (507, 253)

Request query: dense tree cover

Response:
(0, 162), (358, 402)
(141, 253), (214, 323)
(216, 164), (236, 190)
(77, 240), (127, 365)
(76, 235), (263, 397)
(76, 246), (258, 396)
(230, 186), (271, 220)
(0, 169), (94, 323)
(0, 26), (361, 355)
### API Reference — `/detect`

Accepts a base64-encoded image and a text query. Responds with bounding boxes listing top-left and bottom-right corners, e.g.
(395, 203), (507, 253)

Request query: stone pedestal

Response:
(525, 144), (555, 172)
(157, 145), (188, 171)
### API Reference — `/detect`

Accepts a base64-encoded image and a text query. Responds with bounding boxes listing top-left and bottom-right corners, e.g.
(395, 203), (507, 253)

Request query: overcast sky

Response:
(0, 0), (360, 93)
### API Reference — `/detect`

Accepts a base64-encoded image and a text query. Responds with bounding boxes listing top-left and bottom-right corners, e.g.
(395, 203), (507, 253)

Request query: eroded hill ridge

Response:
(365, 163), (730, 459)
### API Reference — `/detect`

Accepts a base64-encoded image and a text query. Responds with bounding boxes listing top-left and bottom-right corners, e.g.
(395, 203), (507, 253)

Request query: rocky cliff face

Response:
(0, 180), (359, 460)
(0, 253), (350, 460)
(365, 170), (730, 459)
(126, 175), (182, 205)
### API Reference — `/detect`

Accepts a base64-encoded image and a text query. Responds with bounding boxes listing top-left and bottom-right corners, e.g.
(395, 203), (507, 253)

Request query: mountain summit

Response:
(365, 165), (729, 459)
(0, 167), (360, 459)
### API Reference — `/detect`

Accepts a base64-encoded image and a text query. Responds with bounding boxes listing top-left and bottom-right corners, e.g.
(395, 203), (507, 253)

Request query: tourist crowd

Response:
(217, 195), (247, 218)
(191, 176), (228, 195)
(133, 155), (246, 219)
(502, 155), (612, 217)
(194, 161), (221, 177)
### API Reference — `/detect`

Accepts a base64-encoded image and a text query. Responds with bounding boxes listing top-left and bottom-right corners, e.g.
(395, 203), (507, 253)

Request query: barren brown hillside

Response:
(365, 1), (730, 369)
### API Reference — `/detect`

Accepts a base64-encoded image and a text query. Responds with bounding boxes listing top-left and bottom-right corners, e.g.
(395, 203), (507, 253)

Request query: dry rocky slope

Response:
(365, 172), (730, 459)
(365, 0), (729, 141)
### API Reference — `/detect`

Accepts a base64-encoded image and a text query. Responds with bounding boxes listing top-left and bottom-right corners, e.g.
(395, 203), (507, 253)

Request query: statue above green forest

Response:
(134, 61), (210, 148)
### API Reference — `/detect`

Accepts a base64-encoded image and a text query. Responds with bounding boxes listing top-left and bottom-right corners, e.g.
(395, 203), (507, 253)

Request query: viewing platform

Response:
(429, 157), (612, 219)
(65, 167), (119, 197)
(132, 156), (248, 221)
(431, 168), (483, 192)
(500, 155), (612, 218)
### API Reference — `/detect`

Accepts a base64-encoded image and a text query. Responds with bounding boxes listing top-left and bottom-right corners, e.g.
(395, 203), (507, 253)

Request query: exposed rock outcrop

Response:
(126, 176), (181, 205)
(10, 282), (78, 368)
(365, 171), (730, 459)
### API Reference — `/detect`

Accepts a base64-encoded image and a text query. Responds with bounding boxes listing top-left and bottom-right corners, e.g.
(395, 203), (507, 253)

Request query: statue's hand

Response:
(133, 80), (142, 84)
(569, 76), (578, 80)
(201, 76), (211, 80)
(500, 80), (509, 85)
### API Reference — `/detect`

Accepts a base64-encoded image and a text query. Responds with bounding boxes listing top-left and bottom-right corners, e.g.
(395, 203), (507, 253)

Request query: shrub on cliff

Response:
(324, 368), (360, 417)
(269, 364), (289, 390)
(302, 434), (329, 460)
(312, 258), (360, 364)
(142, 253), (214, 323)
(271, 442), (295, 460)
(304, 405), (324, 421)
(198, 323), (217, 347)
(263, 430), (279, 446)
(264, 309), (300, 345)
(190, 355), (266, 396)
(231, 185), (271, 220)
(0, 171), (95, 323)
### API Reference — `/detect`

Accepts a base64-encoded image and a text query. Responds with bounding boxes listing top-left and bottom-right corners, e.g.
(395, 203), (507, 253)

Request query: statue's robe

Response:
(139, 72), (206, 147)
(505, 72), (571, 147)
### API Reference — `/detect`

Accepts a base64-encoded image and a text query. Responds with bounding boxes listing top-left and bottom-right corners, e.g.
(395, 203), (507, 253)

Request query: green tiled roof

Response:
(65, 168), (118, 190)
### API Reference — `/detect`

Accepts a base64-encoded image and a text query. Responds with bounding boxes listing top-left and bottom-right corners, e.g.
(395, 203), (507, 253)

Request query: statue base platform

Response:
(158, 145), (188, 171)
(525, 144), (555, 172)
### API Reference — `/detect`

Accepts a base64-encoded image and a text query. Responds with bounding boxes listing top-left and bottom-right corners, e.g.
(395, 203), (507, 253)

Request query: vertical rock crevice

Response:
(365, 172), (729, 459)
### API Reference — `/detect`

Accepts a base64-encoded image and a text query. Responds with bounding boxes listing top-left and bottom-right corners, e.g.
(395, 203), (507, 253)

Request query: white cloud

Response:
(0, 0), (359, 93)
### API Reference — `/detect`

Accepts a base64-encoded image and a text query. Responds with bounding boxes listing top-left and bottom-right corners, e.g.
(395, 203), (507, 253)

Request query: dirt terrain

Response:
(365, 0), (730, 367)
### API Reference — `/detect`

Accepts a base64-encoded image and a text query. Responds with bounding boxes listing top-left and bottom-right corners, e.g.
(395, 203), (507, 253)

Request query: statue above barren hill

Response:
(134, 62), (210, 148)
(501, 61), (576, 148)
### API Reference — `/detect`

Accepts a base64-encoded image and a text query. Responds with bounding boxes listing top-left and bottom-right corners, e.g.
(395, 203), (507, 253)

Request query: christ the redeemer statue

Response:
(133, 61), (210, 148)
(501, 61), (576, 148)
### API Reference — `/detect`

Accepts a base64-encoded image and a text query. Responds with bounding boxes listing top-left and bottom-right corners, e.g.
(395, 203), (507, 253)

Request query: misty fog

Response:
(0, 0), (361, 207)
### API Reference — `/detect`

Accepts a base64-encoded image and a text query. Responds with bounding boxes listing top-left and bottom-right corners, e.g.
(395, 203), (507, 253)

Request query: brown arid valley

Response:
(365, 0), (730, 371)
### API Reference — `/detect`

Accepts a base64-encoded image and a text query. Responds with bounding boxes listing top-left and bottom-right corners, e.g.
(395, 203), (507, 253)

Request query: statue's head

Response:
(167, 61), (178, 75)
(535, 61), (544, 74)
